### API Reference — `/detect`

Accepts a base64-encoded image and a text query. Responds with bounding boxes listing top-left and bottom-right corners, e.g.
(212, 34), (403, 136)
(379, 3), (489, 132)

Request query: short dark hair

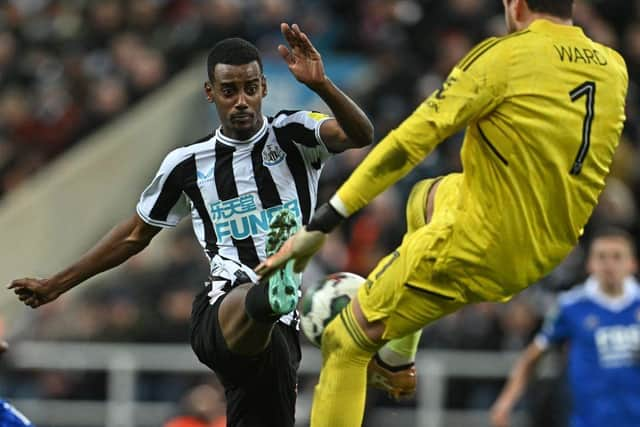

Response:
(590, 226), (637, 256)
(206, 38), (263, 81)
(525, 0), (574, 19)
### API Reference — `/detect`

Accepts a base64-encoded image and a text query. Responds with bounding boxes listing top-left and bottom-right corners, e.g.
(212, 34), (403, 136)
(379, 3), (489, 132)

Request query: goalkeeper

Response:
(256, 0), (629, 425)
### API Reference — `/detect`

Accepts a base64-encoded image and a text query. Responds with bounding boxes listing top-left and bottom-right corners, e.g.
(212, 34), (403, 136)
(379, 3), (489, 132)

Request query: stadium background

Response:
(0, 0), (638, 426)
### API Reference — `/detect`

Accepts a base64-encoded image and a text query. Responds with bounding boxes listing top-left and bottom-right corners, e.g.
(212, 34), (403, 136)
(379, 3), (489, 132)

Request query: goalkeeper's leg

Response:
(368, 175), (443, 398)
(311, 214), (467, 425)
(311, 299), (383, 427)
(310, 278), (464, 427)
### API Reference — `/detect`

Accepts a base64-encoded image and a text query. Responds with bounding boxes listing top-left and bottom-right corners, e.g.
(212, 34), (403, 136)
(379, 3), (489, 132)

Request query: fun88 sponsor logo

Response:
(210, 194), (301, 242)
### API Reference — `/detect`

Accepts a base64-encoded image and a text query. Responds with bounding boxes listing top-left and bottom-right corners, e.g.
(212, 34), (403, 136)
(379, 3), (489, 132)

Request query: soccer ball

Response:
(301, 272), (366, 347)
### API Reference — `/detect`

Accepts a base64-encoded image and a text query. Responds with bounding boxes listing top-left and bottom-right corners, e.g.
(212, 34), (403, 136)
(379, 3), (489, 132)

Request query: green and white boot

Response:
(265, 209), (301, 315)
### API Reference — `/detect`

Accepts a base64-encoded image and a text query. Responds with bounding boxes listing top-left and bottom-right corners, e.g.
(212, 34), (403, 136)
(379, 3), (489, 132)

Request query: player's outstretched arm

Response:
(9, 214), (160, 308)
(490, 342), (546, 427)
(278, 23), (373, 151)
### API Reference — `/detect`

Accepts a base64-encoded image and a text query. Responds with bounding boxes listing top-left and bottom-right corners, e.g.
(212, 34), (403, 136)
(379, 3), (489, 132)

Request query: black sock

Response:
(245, 283), (279, 323)
(374, 353), (414, 372)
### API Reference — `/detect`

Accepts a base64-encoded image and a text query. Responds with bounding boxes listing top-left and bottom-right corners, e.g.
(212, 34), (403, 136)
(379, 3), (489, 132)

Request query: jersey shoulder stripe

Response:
(272, 110), (326, 128)
(183, 133), (214, 148)
(161, 134), (214, 172)
(457, 37), (499, 70)
(272, 109), (300, 119)
(271, 110), (333, 160)
(148, 155), (192, 222)
(273, 119), (319, 148)
(460, 30), (532, 71)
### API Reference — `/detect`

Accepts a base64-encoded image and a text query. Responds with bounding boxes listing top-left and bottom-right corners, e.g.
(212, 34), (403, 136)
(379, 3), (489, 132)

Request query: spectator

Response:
(164, 384), (226, 427)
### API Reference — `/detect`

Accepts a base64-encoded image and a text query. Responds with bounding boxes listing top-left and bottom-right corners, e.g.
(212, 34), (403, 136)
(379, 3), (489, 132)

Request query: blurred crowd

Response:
(2, 0), (640, 426)
(0, 0), (335, 198)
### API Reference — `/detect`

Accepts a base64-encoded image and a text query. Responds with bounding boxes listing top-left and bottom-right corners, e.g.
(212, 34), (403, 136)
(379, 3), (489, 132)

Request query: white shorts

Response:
(206, 255), (297, 326)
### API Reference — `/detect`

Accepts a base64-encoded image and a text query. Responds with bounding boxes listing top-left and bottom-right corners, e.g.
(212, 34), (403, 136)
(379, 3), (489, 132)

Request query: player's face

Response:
(587, 237), (637, 289)
(205, 61), (267, 140)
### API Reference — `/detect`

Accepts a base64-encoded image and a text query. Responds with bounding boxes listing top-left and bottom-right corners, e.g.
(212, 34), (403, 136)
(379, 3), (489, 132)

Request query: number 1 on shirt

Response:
(569, 81), (596, 176)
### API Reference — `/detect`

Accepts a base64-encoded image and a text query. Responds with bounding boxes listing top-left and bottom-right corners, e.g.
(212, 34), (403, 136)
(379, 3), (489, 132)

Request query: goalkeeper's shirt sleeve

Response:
(334, 36), (511, 216)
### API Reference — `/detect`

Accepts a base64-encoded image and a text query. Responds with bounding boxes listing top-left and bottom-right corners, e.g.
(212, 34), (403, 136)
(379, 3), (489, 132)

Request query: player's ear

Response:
(586, 255), (596, 275)
(515, 0), (528, 22)
(630, 256), (638, 275)
(261, 75), (268, 98)
(204, 81), (215, 103)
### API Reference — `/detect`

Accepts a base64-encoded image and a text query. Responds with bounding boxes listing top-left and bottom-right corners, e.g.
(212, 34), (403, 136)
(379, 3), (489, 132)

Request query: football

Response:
(301, 272), (366, 347)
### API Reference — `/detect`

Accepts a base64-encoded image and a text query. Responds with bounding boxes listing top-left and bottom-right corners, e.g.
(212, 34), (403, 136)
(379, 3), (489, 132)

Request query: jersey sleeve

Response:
(335, 36), (511, 215)
(0, 400), (33, 426)
(136, 149), (191, 228)
(272, 110), (334, 165)
(535, 303), (572, 350)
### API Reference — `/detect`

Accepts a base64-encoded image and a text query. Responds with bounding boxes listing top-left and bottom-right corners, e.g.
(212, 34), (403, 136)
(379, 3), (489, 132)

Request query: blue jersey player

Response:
(0, 341), (33, 427)
(0, 401), (33, 427)
(491, 227), (640, 427)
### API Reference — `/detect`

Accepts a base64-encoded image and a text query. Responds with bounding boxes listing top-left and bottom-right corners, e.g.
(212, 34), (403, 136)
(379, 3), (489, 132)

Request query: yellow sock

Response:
(378, 330), (422, 367)
(310, 303), (379, 427)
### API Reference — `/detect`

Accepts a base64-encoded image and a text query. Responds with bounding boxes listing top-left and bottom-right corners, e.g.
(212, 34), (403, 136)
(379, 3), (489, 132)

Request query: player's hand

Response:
(8, 278), (62, 308)
(255, 227), (327, 278)
(0, 340), (8, 355)
(489, 400), (512, 427)
(278, 23), (327, 90)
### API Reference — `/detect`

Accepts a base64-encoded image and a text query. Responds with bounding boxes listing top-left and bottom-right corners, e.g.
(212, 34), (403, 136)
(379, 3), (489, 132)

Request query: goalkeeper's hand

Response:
(255, 227), (327, 278)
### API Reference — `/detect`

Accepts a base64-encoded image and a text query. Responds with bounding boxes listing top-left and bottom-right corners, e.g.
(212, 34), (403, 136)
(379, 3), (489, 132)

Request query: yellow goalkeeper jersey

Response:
(335, 19), (628, 299)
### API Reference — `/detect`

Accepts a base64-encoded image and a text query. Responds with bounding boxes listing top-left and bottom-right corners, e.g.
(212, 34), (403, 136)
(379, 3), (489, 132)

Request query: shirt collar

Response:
(215, 116), (268, 146)
(528, 19), (585, 38)
(584, 275), (640, 312)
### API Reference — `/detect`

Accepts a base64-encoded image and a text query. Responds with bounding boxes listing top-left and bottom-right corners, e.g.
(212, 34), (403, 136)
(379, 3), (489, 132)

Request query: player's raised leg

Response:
(311, 175), (466, 426)
(311, 298), (383, 427)
(217, 209), (300, 355)
(367, 177), (442, 398)
(311, 241), (465, 426)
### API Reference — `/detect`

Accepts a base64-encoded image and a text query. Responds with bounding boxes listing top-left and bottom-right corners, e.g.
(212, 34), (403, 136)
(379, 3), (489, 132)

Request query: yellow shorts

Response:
(357, 173), (469, 341)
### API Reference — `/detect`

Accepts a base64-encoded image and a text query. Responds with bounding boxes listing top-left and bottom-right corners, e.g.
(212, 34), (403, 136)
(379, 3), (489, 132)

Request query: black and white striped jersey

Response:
(136, 110), (332, 305)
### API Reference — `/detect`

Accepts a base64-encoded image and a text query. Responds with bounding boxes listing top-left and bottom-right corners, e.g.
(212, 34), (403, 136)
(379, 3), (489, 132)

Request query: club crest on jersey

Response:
(584, 315), (599, 330)
(262, 143), (286, 167)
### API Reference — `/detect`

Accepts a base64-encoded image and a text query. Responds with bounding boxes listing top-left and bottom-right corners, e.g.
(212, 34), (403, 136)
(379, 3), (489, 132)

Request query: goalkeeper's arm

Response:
(324, 39), (510, 223)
